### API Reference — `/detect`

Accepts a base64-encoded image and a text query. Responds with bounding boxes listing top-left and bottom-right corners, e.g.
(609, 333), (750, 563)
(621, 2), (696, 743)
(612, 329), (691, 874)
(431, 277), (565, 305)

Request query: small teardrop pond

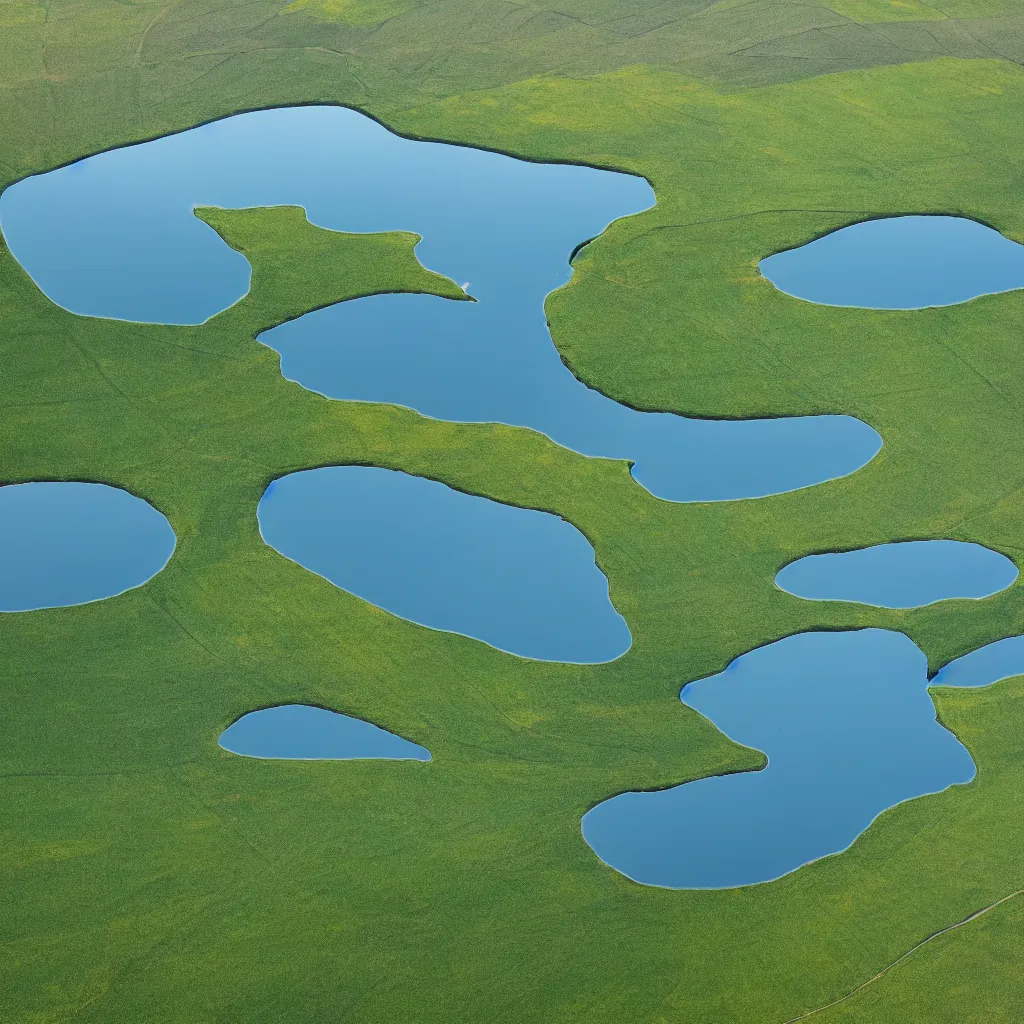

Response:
(932, 635), (1024, 689)
(257, 466), (631, 664)
(0, 105), (881, 503)
(759, 215), (1024, 309)
(0, 482), (176, 612)
(776, 540), (1018, 609)
(219, 705), (431, 761)
(581, 628), (1010, 890)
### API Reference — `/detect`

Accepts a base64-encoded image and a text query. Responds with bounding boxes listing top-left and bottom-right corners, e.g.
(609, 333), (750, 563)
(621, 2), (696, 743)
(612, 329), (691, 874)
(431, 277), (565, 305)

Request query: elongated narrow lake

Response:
(220, 705), (431, 761)
(258, 466), (631, 663)
(0, 106), (881, 503)
(776, 540), (1017, 608)
(932, 635), (1024, 689)
(582, 629), (980, 889)
(0, 482), (175, 612)
(760, 215), (1024, 309)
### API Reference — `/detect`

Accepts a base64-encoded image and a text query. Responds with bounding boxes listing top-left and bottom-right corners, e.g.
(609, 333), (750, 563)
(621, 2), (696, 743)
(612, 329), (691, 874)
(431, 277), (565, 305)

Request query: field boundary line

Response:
(780, 887), (1024, 1023)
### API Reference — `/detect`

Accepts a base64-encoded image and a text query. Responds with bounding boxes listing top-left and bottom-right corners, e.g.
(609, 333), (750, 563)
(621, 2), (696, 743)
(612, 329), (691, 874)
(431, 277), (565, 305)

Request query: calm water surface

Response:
(760, 215), (1024, 309)
(258, 466), (631, 663)
(933, 635), (1024, 689)
(0, 106), (881, 503)
(0, 482), (175, 612)
(776, 540), (1017, 608)
(220, 704), (431, 760)
(582, 629), (977, 889)
(5, 112), (1019, 876)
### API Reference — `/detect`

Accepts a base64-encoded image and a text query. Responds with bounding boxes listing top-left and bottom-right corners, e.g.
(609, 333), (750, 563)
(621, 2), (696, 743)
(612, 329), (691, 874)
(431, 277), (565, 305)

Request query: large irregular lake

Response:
(258, 466), (631, 663)
(582, 629), (980, 889)
(776, 540), (1018, 609)
(0, 482), (175, 612)
(0, 105), (881, 503)
(760, 215), (1024, 309)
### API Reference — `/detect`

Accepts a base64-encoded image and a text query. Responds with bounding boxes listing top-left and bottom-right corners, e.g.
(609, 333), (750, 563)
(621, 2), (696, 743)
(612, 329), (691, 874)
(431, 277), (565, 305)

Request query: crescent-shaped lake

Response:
(258, 466), (631, 664)
(760, 215), (1024, 309)
(0, 482), (175, 612)
(0, 105), (881, 503)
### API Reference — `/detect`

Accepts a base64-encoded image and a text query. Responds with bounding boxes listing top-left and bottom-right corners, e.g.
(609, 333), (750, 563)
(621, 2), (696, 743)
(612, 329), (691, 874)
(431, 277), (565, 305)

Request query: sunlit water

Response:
(219, 704), (431, 761)
(258, 466), (631, 663)
(760, 215), (1024, 309)
(0, 482), (175, 612)
(776, 540), (1017, 608)
(0, 105), (881, 503)
(933, 635), (1024, 689)
(582, 629), (980, 889)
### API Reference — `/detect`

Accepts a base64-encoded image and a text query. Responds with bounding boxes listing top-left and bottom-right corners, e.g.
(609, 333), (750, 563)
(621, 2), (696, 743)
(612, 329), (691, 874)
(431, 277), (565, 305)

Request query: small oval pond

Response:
(0, 105), (882, 503)
(776, 540), (1017, 608)
(760, 215), (1024, 309)
(219, 704), (431, 760)
(0, 482), (175, 612)
(257, 466), (631, 664)
(582, 629), (977, 889)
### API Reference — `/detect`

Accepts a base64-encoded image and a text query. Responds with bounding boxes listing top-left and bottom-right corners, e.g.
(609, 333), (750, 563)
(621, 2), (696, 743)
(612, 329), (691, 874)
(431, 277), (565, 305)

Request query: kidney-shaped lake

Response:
(258, 466), (631, 664)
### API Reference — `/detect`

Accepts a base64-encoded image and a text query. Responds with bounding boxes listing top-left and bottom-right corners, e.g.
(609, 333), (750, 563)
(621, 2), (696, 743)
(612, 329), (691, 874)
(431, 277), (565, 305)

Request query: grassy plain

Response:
(3, 0), (1024, 1020)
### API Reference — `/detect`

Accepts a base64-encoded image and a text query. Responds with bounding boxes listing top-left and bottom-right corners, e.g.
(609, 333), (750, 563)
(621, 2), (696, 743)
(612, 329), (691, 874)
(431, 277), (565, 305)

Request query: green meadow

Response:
(3, 1), (1024, 1020)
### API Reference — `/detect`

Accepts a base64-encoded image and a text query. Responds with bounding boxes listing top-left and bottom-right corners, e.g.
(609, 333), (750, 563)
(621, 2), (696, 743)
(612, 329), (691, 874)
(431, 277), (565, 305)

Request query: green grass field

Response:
(3, 1), (1024, 1020)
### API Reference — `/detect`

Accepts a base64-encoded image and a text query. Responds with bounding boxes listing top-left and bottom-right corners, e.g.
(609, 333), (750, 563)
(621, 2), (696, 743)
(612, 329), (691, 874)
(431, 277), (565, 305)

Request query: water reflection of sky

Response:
(583, 629), (978, 889)
(0, 106), (880, 503)
(760, 215), (1024, 309)
(220, 704), (431, 761)
(258, 466), (631, 664)
(0, 482), (175, 613)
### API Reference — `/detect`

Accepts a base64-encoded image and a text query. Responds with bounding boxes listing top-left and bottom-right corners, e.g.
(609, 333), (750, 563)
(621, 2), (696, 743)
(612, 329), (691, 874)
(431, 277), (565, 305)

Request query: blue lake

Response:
(258, 466), (631, 663)
(0, 105), (881, 503)
(776, 540), (1018, 609)
(933, 635), (1024, 689)
(582, 629), (978, 889)
(219, 704), (431, 761)
(0, 482), (175, 612)
(760, 215), (1024, 309)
